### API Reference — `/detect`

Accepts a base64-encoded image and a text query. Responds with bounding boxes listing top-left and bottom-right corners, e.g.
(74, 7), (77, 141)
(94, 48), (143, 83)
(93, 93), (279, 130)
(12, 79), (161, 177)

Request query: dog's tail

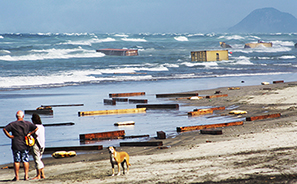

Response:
(126, 160), (131, 166)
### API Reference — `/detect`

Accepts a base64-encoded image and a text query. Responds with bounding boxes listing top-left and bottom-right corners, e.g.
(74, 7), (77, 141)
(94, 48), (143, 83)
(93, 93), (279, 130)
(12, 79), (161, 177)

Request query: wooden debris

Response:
(112, 98), (128, 102)
(79, 130), (125, 141)
(175, 96), (204, 100)
(188, 107), (225, 116)
(36, 106), (52, 110)
(210, 106), (225, 111)
(103, 99), (116, 105)
(206, 94), (228, 99)
(129, 99), (148, 103)
(156, 93), (199, 98)
(157, 131), (166, 139)
(78, 108), (146, 116)
(176, 121), (244, 132)
(273, 80), (284, 84)
(136, 104), (179, 109)
(246, 113), (281, 121)
(109, 92), (145, 98)
(45, 145), (103, 152)
(228, 87), (240, 90)
(120, 141), (163, 147)
(1, 166), (11, 169)
(188, 109), (213, 116)
(43, 122), (75, 127)
(24, 109), (53, 115)
(41, 104), (84, 107)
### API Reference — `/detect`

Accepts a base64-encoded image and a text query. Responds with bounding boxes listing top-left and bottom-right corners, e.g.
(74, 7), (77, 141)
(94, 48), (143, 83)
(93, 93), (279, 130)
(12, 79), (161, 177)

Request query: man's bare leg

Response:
(13, 162), (20, 181)
(23, 162), (29, 180)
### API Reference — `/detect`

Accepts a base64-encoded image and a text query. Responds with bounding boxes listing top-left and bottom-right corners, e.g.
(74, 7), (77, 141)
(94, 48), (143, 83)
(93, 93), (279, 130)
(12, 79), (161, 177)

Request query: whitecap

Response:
(181, 61), (218, 67)
(99, 68), (137, 74)
(274, 63), (292, 66)
(236, 60), (253, 65)
(272, 40), (295, 47)
(163, 63), (179, 68)
(114, 34), (128, 37)
(121, 38), (147, 42)
(257, 57), (271, 60)
(36, 33), (53, 36)
(0, 50), (11, 54)
(218, 35), (245, 40)
(174, 36), (188, 41)
(0, 48), (105, 61)
(187, 33), (204, 37)
(62, 33), (89, 36)
(206, 33), (216, 37)
(215, 72), (292, 78)
(63, 37), (116, 46)
(231, 56), (253, 65)
(278, 55), (296, 59)
(255, 46), (291, 53)
(238, 45), (292, 53)
(0, 67), (156, 88)
(249, 35), (261, 40)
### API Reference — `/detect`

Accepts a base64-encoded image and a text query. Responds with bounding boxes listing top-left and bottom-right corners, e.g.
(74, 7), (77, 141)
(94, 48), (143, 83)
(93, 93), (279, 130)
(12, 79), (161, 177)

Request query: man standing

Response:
(3, 110), (38, 181)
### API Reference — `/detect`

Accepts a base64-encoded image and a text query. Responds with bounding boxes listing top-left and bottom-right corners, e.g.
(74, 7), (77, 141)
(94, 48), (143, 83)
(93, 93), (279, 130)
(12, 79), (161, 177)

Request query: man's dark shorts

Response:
(13, 150), (29, 163)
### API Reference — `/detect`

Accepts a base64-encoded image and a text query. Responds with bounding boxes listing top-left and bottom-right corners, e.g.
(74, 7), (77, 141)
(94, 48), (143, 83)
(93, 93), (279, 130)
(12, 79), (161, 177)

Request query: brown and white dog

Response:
(108, 146), (131, 176)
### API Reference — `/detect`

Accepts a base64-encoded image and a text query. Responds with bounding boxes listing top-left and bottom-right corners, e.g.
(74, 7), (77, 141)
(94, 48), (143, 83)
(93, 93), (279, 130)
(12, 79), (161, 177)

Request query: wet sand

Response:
(1, 81), (297, 183)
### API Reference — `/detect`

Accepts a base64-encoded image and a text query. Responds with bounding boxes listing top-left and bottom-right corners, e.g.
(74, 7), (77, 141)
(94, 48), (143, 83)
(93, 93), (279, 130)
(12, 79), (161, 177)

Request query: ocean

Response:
(0, 32), (297, 165)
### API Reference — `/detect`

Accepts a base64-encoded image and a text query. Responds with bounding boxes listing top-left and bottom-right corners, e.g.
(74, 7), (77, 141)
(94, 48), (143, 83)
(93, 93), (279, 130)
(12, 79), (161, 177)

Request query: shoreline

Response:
(1, 81), (297, 183)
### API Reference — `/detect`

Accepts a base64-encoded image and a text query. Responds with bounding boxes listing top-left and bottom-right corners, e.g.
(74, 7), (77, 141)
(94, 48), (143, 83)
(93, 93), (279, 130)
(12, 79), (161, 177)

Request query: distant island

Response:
(228, 7), (297, 33)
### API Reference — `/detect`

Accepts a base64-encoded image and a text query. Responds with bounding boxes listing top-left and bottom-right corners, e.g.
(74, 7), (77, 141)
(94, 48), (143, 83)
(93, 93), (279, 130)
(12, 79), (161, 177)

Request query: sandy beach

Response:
(1, 81), (297, 183)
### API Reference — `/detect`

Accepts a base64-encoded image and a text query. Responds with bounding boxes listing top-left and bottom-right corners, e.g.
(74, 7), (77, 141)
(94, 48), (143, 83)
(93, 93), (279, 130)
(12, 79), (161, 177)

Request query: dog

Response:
(108, 146), (131, 176)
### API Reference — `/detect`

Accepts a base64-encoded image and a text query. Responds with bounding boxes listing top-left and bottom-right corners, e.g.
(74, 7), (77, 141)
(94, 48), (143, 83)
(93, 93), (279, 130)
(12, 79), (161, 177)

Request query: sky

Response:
(0, 0), (296, 33)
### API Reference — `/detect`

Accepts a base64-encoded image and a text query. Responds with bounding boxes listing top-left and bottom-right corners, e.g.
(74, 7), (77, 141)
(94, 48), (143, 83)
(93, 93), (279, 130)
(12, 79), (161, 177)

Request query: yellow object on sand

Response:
(229, 110), (247, 115)
(52, 151), (77, 158)
(189, 96), (203, 100)
(114, 121), (135, 126)
(261, 82), (270, 85)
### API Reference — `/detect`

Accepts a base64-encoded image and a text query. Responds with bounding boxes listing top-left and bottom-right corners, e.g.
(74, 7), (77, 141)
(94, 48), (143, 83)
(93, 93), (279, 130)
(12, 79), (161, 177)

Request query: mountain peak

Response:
(228, 7), (297, 33)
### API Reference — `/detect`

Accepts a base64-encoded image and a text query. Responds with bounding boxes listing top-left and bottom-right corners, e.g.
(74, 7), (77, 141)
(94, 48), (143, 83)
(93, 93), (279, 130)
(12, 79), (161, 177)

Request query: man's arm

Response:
(27, 127), (38, 137)
(3, 128), (14, 139)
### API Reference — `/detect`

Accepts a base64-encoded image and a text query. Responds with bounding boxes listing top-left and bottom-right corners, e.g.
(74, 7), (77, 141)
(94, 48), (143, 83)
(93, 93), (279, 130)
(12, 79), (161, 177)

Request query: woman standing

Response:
(31, 113), (45, 180)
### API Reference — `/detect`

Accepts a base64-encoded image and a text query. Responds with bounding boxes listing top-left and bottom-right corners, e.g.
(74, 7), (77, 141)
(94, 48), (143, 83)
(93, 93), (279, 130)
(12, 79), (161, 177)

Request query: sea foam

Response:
(0, 48), (104, 61)
(121, 38), (147, 42)
(218, 35), (245, 40)
(174, 36), (188, 41)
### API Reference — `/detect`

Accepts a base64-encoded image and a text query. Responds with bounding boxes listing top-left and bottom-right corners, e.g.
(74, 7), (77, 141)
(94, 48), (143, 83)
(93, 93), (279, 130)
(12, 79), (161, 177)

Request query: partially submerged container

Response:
(96, 48), (138, 56)
(244, 42), (272, 48)
(191, 50), (228, 62)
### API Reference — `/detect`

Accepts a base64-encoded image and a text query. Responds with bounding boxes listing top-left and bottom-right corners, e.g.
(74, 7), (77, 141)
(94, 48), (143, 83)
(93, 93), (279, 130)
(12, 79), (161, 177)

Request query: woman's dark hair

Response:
(31, 113), (42, 125)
